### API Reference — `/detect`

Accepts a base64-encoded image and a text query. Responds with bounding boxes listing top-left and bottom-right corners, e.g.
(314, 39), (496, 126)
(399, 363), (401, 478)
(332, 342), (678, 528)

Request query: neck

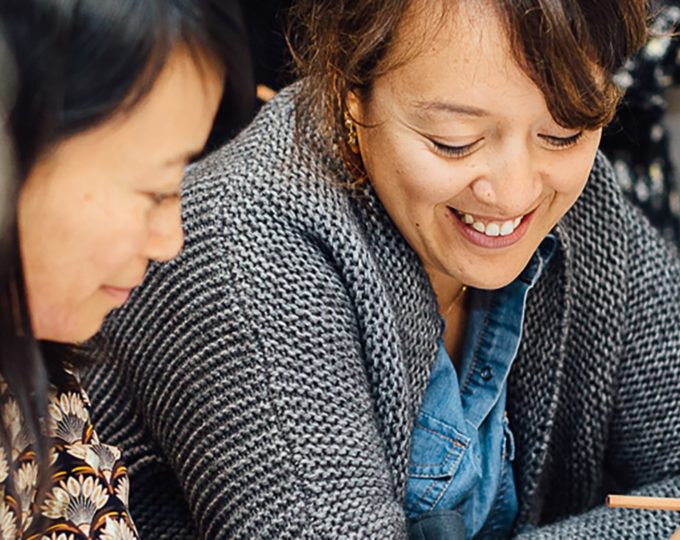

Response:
(423, 264), (466, 316)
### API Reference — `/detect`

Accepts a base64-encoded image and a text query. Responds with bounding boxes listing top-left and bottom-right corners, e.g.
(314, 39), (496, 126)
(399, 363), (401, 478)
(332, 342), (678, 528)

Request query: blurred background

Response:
(599, 0), (680, 251)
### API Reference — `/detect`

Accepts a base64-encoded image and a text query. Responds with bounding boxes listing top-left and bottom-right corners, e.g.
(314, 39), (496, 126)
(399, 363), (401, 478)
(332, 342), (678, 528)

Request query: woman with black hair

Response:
(0, 0), (253, 537)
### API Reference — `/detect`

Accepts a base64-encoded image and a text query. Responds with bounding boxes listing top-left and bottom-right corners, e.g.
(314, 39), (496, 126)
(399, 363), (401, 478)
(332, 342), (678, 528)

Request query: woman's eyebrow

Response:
(411, 100), (489, 117)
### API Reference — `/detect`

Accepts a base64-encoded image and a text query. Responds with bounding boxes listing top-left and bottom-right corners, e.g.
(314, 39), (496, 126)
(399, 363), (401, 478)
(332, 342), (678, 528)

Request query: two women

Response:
(86, 0), (680, 538)
(0, 0), (251, 536)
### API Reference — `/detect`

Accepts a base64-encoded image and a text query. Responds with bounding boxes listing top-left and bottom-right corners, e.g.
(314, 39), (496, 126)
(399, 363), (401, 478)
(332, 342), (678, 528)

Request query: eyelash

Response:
(148, 192), (179, 206)
(431, 131), (584, 158)
(540, 132), (584, 149)
(431, 140), (480, 158)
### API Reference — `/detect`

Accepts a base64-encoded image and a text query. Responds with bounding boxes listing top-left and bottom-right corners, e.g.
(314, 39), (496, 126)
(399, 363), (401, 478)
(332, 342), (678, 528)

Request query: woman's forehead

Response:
(385, 1), (512, 77)
(380, 3), (525, 96)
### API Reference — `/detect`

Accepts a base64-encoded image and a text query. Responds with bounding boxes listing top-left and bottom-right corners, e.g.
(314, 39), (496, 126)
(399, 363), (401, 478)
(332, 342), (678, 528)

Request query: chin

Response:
(467, 275), (519, 291)
(71, 319), (107, 344)
(37, 316), (104, 345)
(459, 263), (527, 291)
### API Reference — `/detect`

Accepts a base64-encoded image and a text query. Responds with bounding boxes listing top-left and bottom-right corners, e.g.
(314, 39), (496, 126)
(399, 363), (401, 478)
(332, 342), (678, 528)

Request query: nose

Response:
(470, 141), (543, 216)
(144, 201), (184, 262)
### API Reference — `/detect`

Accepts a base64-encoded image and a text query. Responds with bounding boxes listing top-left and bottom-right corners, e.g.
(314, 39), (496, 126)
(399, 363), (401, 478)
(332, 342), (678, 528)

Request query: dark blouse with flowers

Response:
(0, 370), (138, 540)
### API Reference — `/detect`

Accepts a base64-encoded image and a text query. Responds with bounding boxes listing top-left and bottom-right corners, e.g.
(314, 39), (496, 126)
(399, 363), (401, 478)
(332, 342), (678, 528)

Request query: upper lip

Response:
(449, 203), (540, 222)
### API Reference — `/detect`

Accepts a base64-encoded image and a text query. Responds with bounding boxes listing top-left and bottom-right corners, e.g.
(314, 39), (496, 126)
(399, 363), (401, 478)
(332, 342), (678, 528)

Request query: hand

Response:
(670, 528), (680, 540)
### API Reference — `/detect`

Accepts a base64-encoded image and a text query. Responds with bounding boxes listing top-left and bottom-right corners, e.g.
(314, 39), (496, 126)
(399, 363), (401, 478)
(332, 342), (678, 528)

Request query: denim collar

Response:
(518, 233), (558, 287)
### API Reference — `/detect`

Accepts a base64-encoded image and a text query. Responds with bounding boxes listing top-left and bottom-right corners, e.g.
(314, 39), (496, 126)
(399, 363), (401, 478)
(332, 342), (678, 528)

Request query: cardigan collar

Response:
(345, 183), (443, 496)
(509, 220), (572, 529)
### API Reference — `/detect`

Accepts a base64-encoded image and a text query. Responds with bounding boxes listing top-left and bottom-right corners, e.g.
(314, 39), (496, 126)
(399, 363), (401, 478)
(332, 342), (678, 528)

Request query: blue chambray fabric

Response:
(405, 236), (557, 540)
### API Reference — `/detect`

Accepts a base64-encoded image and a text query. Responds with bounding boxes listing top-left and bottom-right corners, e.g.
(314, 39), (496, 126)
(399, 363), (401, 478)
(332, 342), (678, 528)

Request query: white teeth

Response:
(454, 209), (525, 238)
(485, 223), (500, 237)
(500, 220), (515, 236)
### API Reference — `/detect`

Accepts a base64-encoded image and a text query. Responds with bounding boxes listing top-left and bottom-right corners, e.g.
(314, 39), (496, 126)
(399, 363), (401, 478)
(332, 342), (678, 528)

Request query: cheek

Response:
(547, 172), (588, 202)
(546, 142), (600, 199)
(22, 188), (145, 293)
(71, 201), (146, 272)
(24, 208), (148, 341)
(89, 205), (151, 273)
(364, 131), (467, 204)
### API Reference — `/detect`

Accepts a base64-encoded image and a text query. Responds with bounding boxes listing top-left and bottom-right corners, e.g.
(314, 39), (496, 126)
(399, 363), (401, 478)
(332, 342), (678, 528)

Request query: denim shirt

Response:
(405, 236), (557, 540)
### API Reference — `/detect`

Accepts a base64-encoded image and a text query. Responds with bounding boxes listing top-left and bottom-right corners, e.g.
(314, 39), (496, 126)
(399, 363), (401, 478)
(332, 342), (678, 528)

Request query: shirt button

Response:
(480, 366), (494, 381)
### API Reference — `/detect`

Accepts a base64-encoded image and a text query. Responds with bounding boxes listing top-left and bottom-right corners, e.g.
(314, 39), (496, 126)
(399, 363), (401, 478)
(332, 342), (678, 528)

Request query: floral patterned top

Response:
(0, 371), (138, 540)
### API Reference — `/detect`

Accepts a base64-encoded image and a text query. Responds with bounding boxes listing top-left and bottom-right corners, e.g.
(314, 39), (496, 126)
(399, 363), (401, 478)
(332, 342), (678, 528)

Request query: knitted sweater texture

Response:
(84, 87), (680, 539)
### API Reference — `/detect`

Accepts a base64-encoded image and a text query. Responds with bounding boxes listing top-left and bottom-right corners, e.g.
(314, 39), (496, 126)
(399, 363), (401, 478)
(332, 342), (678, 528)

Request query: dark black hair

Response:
(0, 0), (254, 494)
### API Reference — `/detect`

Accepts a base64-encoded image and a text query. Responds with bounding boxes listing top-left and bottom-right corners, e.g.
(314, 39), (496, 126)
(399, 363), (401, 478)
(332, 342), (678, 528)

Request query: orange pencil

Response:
(606, 495), (680, 511)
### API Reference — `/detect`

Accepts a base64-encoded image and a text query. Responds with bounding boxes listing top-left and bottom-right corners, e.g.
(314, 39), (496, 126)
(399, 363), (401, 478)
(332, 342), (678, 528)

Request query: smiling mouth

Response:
(450, 209), (527, 237)
(101, 285), (136, 305)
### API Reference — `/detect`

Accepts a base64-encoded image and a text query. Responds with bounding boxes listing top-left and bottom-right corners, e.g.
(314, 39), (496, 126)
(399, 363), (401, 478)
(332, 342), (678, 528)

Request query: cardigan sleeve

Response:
(516, 202), (680, 539)
(87, 177), (410, 539)
(514, 479), (680, 539)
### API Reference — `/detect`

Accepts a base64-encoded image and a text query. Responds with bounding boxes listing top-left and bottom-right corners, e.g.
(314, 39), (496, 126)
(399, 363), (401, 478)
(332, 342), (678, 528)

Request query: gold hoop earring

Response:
(344, 112), (359, 154)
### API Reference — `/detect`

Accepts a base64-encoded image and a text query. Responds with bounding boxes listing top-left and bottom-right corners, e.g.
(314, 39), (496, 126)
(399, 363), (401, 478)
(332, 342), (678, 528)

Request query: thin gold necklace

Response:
(443, 284), (468, 316)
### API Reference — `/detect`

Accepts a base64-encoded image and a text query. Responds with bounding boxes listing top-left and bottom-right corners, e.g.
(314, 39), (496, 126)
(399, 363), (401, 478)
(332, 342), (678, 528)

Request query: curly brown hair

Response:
(288, 0), (649, 151)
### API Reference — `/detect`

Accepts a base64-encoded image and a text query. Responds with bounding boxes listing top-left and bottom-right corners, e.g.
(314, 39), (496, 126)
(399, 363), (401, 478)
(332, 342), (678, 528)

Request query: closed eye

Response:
(540, 132), (583, 149)
(430, 138), (482, 158)
(148, 192), (180, 206)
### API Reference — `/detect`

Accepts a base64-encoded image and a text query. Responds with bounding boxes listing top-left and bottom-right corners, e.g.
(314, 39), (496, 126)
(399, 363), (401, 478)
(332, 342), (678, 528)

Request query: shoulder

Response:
(559, 152), (658, 272)
(553, 150), (680, 328)
(183, 84), (354, 238)
(156, 84), (379, 311)
(562, 151), (678, 268)
(561, 151), (628, 240)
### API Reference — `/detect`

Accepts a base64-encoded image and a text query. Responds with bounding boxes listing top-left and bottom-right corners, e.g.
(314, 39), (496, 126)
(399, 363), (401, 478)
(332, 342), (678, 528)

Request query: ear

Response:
(345, 89), (363, 123)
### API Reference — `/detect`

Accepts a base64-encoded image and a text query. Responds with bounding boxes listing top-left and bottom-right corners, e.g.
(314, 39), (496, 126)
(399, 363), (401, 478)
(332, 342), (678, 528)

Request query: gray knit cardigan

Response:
(84, 87), (680, 539)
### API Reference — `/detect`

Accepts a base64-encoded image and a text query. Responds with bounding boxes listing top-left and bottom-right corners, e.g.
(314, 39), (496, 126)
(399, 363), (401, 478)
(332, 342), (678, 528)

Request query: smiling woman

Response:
(0, 0), (252, 537)
(346, 7), (601, 295)
(82, 0), (680, 539)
